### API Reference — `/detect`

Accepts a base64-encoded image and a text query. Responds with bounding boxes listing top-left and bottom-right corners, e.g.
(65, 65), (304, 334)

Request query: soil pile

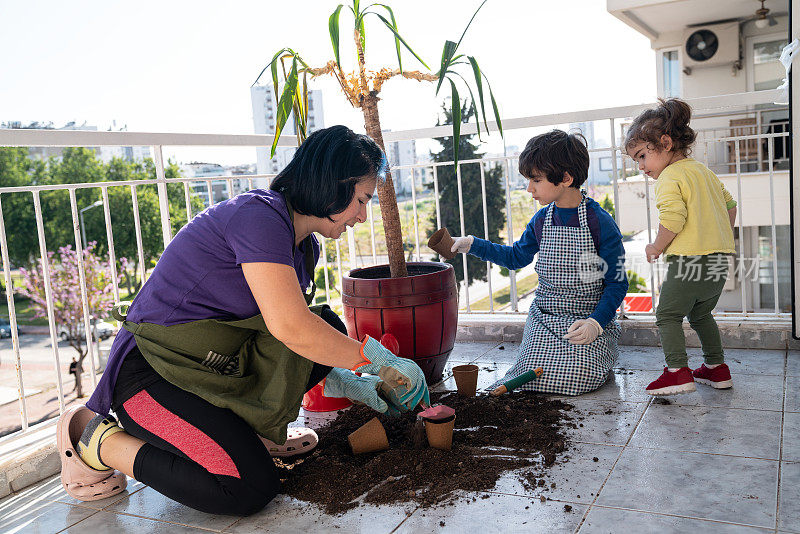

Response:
(275, 391), (573, 514)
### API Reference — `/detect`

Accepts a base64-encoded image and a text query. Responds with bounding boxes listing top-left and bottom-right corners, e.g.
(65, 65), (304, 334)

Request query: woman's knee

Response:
(220, 477), (280, 516)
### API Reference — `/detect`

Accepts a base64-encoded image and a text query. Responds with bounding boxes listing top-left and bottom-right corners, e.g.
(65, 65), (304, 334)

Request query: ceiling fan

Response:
(745, 0), (781, 28)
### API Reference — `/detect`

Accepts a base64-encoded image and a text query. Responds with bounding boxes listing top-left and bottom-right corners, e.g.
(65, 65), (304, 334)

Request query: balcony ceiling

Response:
(607, 0), (788, 39)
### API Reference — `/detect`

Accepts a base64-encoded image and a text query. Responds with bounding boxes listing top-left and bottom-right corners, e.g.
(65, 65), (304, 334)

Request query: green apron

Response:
(113, 203), (323, 445)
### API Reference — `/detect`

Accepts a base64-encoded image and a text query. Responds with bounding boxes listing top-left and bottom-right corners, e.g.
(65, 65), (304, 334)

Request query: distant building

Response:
(181, 162), (257, 207)
(383, 134), (422, 199)
(568, 121), (610, 186)
(250, 85), (325, 188)
(1, 120), (151, 163)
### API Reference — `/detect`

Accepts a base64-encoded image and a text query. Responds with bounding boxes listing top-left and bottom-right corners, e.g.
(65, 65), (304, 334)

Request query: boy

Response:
(451, 130), (627, 395)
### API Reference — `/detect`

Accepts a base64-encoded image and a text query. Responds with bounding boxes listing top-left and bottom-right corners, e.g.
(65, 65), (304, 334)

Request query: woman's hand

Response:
(353, 336), (430, 410)
(323, 368), (403, 415)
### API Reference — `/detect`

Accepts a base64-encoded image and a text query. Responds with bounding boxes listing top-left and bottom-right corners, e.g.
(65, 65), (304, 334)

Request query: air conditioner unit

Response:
(683, 22), (739, 69)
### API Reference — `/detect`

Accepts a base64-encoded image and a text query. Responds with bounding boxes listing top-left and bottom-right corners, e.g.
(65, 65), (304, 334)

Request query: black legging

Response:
(111, 307), (341, 515)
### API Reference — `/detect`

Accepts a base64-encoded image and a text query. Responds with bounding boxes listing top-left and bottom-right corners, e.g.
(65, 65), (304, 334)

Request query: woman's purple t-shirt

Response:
(86, 190), (319, 415)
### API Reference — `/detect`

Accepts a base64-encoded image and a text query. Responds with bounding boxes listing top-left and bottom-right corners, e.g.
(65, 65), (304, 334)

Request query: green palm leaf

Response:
(449, 79), (461, 167)
(436, 40), (458, 95)
(468, 56), (489, 128)
(272, 58), (299, 157)
(329, 5), (344, 68)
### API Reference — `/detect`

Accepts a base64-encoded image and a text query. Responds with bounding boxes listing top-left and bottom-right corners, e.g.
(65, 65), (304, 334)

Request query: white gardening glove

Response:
(563, 318), (603, 345)
(450, 235), (474, 254)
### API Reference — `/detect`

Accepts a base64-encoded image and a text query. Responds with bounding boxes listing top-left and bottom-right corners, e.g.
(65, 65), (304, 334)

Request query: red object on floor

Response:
(620, 293), (653, 313)
(302, 381), (353, 412)
(645, 367), (696, 396)
(692, 363), (733, 389)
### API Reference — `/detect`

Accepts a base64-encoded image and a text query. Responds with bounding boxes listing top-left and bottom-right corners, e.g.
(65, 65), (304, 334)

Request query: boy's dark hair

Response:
(624, 98), (696, 156)
(270, 125), (386, 219)
(518, 130), (589, 189)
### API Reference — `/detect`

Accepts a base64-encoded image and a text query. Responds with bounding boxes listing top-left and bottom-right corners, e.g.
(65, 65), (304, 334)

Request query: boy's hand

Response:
(563, 318), (603, 345)
(645, 243), (662, 263)
(450, 236), (474, 254)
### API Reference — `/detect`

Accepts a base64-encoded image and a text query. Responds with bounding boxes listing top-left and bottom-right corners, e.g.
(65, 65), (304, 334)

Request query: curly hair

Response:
(624, 98), (696, 156)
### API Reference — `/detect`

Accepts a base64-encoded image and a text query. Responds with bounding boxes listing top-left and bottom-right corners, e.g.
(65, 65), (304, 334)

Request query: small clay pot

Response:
(427, 228), (456, 260)
(452, 364), (479, 397)
(424, 415), (456, 450)
(348, 417), (389, 455)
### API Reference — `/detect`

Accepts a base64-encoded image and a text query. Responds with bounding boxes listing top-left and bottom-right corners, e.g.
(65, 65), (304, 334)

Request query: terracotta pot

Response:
(424, 415), (456, 450)
(348, 417), (389, 454)
(452, 364), (479, 396)
(343, 262), (458, 384)
(427, 228), (456, 260)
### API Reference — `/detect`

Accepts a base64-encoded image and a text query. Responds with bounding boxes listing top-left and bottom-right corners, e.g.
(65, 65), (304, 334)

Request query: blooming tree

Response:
(19, 243), (122, 398)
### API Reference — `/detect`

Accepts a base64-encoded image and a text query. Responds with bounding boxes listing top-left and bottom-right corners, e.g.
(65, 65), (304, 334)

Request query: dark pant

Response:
(655, 254), (729, 368)
(111, 307), (343, 515)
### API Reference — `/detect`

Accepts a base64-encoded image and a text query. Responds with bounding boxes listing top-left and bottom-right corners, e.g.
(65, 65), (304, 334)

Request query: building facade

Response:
(250, 85), (324, 189)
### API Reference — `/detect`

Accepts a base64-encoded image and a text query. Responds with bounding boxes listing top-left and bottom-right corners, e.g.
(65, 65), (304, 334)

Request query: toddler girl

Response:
(625, 98), (737, 395)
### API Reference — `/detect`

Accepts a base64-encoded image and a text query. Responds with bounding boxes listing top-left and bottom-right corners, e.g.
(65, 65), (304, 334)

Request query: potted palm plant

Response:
(255, 0), (502, 382)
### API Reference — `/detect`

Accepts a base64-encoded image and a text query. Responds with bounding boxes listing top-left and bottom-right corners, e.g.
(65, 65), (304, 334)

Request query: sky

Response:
(0, 0), (657, 164)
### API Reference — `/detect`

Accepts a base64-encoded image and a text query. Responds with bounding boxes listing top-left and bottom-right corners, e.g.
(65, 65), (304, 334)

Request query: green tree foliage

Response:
(600, 194), (615, 220)
(0, 147), (202, 277)
(627, 269), (647, 293)
(428, 102), (505, 285)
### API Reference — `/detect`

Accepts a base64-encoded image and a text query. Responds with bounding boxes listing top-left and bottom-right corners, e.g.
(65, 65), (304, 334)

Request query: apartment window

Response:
(662, 50), (680, 98)
(753, 38), (786, 91)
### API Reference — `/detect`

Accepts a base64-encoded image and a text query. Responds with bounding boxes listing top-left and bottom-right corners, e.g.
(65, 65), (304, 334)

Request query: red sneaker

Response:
(646, 367), (696, 396)
(692, 363), (733, 389)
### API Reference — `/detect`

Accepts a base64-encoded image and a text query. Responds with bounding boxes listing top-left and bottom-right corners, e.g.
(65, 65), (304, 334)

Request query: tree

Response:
(18, 244), (121, 398)
(429, 102), (504, 285)
(600, 194), (615, 219)
(627, 270), (647, 293)
(256, 0), (502, 278)
(0, 148), (201, 277)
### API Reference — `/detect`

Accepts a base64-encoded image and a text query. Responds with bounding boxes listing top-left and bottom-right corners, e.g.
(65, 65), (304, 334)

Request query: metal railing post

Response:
(0, 195), (28, 430)
(32, 190), (66, 413)
(153, 146), (173, 247)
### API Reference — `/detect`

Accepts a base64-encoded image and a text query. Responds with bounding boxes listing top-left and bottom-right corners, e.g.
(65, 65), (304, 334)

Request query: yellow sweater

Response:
(655, 158), (737, 256)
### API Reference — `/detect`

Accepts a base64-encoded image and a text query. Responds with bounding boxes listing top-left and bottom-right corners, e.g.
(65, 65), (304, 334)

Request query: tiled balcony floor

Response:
(2, 343), (798, 533)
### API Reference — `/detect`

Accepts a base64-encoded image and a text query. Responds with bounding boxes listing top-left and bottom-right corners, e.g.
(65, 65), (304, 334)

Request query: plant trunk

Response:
(362, 92), (408, 278)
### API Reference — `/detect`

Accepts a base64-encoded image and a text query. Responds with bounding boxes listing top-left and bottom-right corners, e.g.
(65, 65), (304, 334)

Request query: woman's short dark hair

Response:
(518, 130), (589, 189)
(270, 125), (386, 219)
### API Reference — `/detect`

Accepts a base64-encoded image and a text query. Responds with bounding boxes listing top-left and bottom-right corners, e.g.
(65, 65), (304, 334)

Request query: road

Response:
(0, 333), (115, 436)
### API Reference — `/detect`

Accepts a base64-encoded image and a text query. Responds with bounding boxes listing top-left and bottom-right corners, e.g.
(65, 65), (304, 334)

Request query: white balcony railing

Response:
(0, 89), (789, 438)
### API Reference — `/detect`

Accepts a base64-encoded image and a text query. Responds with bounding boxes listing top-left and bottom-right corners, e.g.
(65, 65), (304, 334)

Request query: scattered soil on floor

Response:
(275, 391), (572, 514)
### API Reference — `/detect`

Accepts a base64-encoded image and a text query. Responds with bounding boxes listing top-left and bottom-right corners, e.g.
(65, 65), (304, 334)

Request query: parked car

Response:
(0, 318), (12, 339)
(58, 320), (115, 342)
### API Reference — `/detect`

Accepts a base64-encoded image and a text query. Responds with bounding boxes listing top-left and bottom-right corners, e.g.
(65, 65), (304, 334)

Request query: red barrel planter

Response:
(342, 262), (458, 384)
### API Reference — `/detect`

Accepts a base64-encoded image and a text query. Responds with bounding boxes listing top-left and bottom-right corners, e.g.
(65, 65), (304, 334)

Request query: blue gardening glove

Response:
(380, 380), (430, 414)
(323, 368), (404, 415)
(353, 336), (429, 410)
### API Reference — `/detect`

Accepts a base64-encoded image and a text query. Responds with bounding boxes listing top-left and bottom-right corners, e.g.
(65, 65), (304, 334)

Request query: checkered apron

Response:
(490, 195), (620, 395)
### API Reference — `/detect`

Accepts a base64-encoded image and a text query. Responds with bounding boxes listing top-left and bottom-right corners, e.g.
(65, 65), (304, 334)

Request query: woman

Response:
(57, 126), (429, 515)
